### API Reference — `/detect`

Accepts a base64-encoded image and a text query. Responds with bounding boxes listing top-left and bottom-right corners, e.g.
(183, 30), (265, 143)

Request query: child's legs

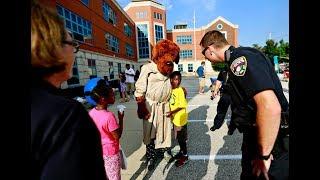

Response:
(177, 125), (188, 155)
(103, 153), (121, 180)
(146, 139), (156, 161)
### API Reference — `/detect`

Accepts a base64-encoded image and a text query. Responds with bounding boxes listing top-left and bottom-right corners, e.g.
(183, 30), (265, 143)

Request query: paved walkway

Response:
(104, 76), (289, 180)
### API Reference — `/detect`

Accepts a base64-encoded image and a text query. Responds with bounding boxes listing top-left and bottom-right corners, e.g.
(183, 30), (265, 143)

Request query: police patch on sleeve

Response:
(230, 56), (247, 76)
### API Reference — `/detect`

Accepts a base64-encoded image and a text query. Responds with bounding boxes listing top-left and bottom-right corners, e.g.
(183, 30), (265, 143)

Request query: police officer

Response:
(200, 30), (289, 180)
(210, 69), (236, 135)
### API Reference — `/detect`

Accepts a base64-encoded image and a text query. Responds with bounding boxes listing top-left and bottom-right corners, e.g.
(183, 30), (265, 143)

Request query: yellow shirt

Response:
(169, 87), (188, 126)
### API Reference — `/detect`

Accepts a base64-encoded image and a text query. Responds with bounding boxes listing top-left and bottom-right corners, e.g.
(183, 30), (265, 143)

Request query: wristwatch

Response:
(258, 153), (271, 160)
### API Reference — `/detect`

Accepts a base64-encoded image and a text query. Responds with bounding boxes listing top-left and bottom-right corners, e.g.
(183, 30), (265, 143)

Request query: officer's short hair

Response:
(200, 30), (229, 49)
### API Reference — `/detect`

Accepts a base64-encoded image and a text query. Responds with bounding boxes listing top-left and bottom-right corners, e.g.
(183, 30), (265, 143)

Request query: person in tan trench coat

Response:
(135, 39), (180, 170)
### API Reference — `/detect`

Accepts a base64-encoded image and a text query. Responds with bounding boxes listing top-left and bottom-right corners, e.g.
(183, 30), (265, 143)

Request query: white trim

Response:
(110, 0), (135, 25)
(124, 1), (165, 11)
(189, 155), (242, 160)
(168, 16), (239, 32)
(202, 16), (239, 29)
(153, 22), (165, 44)
(221, 31), (227, 39)
(135, 21), (151, 61)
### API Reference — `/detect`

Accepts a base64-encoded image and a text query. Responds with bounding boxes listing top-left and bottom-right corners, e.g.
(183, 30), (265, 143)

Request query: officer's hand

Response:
(251, 155), (273, 180)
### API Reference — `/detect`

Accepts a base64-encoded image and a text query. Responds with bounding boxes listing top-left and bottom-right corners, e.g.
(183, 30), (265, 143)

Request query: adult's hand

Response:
(251, 155), (273, 180)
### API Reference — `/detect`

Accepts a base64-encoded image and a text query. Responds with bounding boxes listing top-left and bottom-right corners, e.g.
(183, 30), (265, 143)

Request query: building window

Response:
(136, 11), (147, 19)
(154, 12), (156, 18)
(88, 59), (97, 76)
(178, 64), (183, 72)
(80, 0), (89, 6)
(217, 23), (223, 30)
(177, 35), (192, 44)
(137, 24), (149, 58)
(102, 2), (117, 25)
(126, 43), (134, 57)
(67, 58), (80, 85)
(180, 50), (193, 59)
(188, 64), (193, 72)
(155, 25), (163, 43)
(105, 33), (119, 53)
(57, 5), (92, 42)
(159, 14), (162, 20)
(124, 23), (132, 37)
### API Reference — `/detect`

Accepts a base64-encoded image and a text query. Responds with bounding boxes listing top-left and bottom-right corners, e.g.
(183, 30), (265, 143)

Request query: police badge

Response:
(230, 56), (247, 76)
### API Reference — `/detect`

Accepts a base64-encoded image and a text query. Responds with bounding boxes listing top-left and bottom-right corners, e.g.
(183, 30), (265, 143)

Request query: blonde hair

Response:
(31, 0), (66, 75)
(199, 30), (229, 49)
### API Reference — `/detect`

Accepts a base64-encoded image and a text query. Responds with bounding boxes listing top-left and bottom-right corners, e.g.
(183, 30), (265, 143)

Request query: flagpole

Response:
(193, 10), (196, 62)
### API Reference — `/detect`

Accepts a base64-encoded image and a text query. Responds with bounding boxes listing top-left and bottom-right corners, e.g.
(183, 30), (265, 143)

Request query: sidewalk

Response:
(89, 76), (289, 179)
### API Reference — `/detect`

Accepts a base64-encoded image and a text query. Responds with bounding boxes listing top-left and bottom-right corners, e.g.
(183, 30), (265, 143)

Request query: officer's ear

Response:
(224, 49), (231, 62)
(224, 46), (235, 62)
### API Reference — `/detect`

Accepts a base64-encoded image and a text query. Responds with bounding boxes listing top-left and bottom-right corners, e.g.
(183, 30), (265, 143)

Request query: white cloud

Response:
(159, 0), (174, 10)
(203, 0), (216, 11)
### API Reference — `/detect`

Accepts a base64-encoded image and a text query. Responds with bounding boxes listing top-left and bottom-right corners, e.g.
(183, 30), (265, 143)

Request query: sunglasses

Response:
(201, 43), (214, 56)
(62, 40), (80, 53)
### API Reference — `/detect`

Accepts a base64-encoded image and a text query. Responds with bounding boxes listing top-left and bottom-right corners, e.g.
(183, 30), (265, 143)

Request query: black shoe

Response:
(210, 126), (217, 131)
(173, 151), (184, 159)
(175, 155), (189, 167)
(147, 159), (155, 171)
(228, 128), (235, 135)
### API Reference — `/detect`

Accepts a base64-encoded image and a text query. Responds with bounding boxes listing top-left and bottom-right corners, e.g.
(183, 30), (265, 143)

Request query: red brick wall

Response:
(168, 19), (238, 61)
(45, 0), (138, 62)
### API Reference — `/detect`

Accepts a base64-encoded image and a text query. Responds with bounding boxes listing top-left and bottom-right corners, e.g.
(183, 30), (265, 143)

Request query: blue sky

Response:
(116, 0), (288, 47)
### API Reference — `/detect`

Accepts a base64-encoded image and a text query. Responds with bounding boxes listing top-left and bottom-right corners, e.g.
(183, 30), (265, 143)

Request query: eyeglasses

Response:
(62, 40), (80, 53)
(201, 43), (214, 56)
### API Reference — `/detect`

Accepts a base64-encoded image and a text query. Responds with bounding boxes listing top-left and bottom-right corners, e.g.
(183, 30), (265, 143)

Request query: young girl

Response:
(88, 80), (124, 180)
(119, 72), (129, 102)
(166, 71), (189, 167)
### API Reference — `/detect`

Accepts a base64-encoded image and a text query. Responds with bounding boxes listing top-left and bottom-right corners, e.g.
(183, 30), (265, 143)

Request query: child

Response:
(166, 71), (189, 167)
(88, 80), (124, 180)
(119, 72), (129, 102)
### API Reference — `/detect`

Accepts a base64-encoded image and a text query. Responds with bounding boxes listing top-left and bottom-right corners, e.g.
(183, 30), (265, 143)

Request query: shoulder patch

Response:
(230, 56), (247, 76)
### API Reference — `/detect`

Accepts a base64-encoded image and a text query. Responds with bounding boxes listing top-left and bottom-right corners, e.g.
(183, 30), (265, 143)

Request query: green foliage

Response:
(251, 39), (289, 62)
(212, 62), (227, 71)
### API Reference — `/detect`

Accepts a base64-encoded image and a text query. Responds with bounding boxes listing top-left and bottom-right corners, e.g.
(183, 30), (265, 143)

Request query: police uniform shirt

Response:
(227, 47), (288, 110)
(217, 70), (227, 83)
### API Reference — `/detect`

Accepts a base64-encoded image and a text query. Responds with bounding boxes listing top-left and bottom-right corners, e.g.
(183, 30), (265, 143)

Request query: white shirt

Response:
(125, 68), (135, 83)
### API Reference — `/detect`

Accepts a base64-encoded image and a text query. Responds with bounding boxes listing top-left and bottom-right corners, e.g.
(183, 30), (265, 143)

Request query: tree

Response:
(252, 44), (263, 52)
(212, 62), (227, 72)
(263, 39), (279, 60)
(251, 39), (289, 63)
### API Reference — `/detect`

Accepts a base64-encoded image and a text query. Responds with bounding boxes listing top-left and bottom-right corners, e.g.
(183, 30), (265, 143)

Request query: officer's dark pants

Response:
(241, 128), (289, 180)
(213, 93), (231, 129)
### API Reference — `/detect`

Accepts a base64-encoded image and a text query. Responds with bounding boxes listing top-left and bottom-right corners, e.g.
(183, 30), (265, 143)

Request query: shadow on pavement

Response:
(214, 131), (243, 180)
(164, 105), (211, 179)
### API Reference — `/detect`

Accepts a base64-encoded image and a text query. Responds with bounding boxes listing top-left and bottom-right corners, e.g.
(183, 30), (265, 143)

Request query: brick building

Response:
(124, 0), (239, 75)
(39, 0), (239, 91)
(167, 16), (239, 74)
(124, 0), (166, 65)
(42, 0), (139, 89)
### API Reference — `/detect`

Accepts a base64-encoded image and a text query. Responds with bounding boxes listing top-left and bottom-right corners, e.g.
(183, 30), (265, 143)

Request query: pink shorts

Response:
(103, 152), (121, 180)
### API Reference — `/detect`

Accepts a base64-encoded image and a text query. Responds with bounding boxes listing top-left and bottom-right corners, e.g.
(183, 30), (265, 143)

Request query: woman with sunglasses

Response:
(31, 1), (106, 179)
